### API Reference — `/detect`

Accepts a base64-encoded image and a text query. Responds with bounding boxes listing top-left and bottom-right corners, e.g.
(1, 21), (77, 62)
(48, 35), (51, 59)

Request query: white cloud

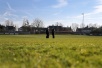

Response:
(0, 2), (19, 25)
(53, 12), (61, 15)
(6, 2), (16, 12)
(25, 12), (34, 18)
(13, 20), (23, 27)
(94, 5), (102, 13)
(52, 0), (68, 8)
(3, 11), (11, 16)
(91, 0), (102, 14)
(69, 0), (102, 19)
(98, 0), (102, 4)
(53, 10), (63, 15)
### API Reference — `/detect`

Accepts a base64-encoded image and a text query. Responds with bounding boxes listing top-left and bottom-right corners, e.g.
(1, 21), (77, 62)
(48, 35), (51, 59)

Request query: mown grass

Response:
(0, 35), (102, 68)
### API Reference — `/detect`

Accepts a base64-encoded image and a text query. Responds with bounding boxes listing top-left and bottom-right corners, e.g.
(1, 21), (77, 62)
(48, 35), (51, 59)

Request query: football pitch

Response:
(0, 35), (102, 68)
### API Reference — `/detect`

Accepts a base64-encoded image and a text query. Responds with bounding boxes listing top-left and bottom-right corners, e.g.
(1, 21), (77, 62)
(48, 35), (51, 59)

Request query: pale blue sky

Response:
(0, 0), (102, 27)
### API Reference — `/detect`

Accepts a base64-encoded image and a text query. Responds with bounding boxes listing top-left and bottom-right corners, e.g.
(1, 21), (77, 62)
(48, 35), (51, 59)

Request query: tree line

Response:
(0, 18), (102, 35)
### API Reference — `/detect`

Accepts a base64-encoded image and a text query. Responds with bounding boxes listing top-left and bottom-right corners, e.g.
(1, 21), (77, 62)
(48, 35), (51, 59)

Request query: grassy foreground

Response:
(0, 35), (102, 68)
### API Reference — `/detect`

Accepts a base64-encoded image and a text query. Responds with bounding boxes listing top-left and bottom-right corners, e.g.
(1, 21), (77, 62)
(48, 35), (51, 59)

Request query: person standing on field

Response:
(46, 28), (49, 38)
(52, 28), (55, 38)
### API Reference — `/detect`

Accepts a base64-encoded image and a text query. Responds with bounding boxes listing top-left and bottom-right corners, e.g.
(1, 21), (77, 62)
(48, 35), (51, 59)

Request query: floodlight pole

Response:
(82, 13), (84, 24)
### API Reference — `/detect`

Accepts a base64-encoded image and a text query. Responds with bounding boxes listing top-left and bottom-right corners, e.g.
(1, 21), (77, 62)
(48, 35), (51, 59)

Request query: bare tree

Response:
(92, 23), (98, 28)
(55, 22), (63, 26)
(71, 23), (79, 32)
(88, 23), (93, 28)
(80, 23), (85, 28)
(31, 18), (44, 34)
(22, 18), (30, 32)
(88, 23), (99, 28)
(5, 20), (10, 26)
(14, 24), (18, 31)
(5, 19), (14, 26)
(22, 18), (29, 26)
(32, 18), (44, 28)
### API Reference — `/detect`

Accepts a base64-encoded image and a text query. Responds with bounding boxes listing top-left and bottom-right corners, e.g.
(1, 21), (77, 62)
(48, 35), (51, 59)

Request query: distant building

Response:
(49, 26), (62, 32)
(5, 26), (15, 31)
(0, 25), (16, 34)
(18, 27), (23, 31)
(31, 27), (46, 34)
(0, 25), (5, 32)
(48, 25), (72, 34)
(76, 26), (95, 35)
(18, 26), (47, 34)
(5, 26), (16, 34)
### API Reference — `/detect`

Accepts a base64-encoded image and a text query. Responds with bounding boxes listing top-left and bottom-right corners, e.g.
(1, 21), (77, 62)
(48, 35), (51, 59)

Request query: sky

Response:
(0, 0), (102, 27)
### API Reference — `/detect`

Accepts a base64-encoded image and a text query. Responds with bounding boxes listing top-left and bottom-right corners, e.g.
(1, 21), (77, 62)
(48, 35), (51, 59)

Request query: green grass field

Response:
(0, 35), (102, 68)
